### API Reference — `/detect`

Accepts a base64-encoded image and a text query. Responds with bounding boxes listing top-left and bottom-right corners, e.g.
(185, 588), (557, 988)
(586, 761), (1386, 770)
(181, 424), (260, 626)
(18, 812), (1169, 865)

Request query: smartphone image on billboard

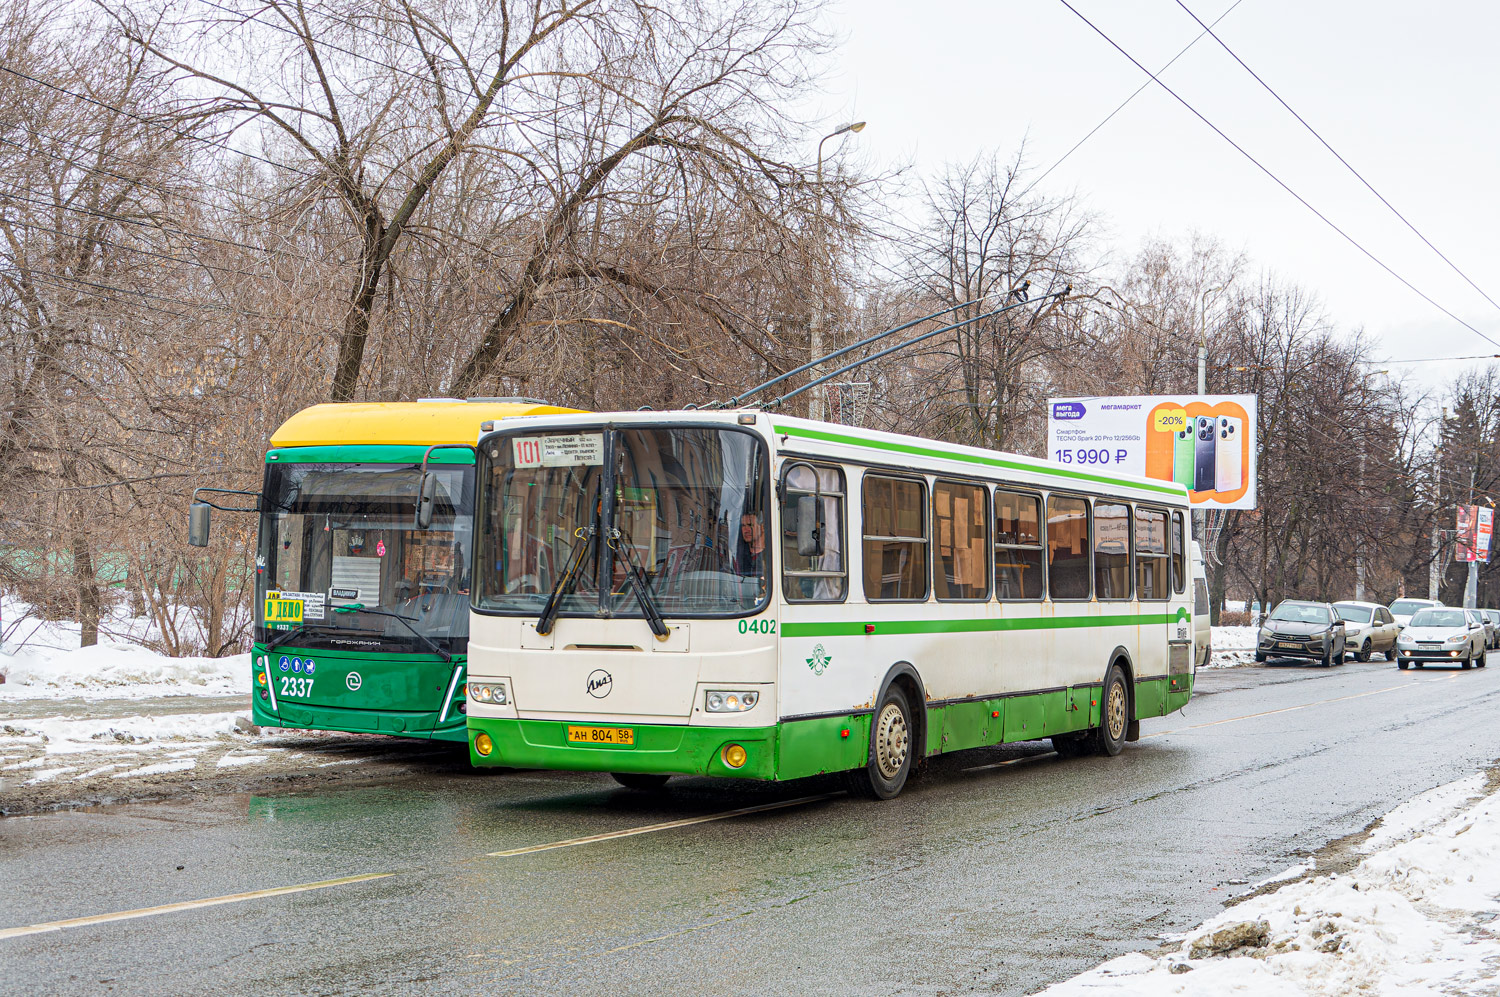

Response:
(1173, 428), (1196, 487)
(1194, 416), (1217, 492)
(1215, 415), (1243, 492)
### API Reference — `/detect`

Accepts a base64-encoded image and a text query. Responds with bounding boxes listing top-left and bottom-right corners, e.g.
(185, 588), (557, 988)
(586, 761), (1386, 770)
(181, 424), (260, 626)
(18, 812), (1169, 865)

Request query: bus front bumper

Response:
(253, 697), (467, 741)
(466, 717), (777, 780)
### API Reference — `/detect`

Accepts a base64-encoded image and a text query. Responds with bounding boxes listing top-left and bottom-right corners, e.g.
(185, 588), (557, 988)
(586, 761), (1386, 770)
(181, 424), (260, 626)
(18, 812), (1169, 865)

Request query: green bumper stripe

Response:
(266, 444), (475, 464)
(782, 612), (1181, 639)
(771, 423), (1186, 496)
(469, 718), (777, 779)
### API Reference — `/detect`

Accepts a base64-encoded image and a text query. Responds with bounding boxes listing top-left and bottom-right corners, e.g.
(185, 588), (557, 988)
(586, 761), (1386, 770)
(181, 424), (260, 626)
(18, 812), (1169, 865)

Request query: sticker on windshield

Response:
(329, 587), (359, 600)
(513, 434), (604, 469)
(269, 590), (327, 621)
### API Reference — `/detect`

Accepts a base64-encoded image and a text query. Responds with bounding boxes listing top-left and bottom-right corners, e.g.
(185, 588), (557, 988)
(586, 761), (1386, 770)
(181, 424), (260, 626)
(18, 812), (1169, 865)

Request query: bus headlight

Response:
(470, 682), (508, 705)
(475, 733), (494, 756)
(706, 690), (759, 713)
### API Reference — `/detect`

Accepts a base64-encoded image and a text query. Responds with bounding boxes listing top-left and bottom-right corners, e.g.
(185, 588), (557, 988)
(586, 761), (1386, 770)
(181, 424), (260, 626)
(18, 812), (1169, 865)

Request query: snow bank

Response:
(1033, 772), (1500, 996)
(1, 710), (250, 756)
(0, 594), (248, 699)
(1206, 625), (1260, 669)
(0, 641), (249, 699)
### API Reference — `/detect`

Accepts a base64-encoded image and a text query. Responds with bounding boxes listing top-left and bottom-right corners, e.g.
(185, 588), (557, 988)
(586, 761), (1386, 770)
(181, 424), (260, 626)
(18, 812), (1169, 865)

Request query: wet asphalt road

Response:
(4, 655), (1500, 996)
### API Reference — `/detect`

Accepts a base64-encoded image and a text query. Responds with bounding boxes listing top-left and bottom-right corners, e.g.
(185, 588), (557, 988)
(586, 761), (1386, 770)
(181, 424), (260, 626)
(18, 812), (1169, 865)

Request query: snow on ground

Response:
(1033, 771), (1500, 996)
(0, 641), (249, 700)
(1, 594), (248, 699)
(1209, 626), (1260, 669)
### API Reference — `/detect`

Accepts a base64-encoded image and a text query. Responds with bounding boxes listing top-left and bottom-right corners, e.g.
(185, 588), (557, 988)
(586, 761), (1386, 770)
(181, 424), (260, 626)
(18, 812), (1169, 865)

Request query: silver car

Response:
(1395, 607), (1488, 670)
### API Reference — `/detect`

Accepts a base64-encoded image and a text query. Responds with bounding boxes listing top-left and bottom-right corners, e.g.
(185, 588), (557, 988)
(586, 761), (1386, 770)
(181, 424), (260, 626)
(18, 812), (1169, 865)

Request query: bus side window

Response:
(933, 479), (989, 601)
(863, 474), (929, 601)
(1135, 507), (1168, 601)
(780, 463), (847, 602)
(1170, 512), (1186, 594)
(994, 490), (1043, 600)
(1046, 495), (1091, 600)
(1094, 502), (1132, 600)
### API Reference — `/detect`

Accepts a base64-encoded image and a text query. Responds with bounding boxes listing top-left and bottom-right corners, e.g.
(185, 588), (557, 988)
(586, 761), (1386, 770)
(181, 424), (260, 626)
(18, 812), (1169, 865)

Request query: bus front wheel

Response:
(848, 685), (914, 800)
(1092, 665), (1129, 757)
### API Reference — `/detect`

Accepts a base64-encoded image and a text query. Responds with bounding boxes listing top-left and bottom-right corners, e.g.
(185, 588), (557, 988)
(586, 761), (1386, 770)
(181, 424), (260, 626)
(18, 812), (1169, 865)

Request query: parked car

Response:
(1256, 600), (1347, 666)
(1394, 607), (1488, 670)
(1482, 609), (1500, 650)
(1390, 597), (1443, 630)
(1333, 601), (1400, 662)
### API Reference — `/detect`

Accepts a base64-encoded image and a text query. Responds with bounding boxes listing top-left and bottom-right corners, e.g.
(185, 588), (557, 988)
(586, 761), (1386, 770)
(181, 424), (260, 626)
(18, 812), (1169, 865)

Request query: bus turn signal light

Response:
(475, 733), (494, 756)
(723, 744), (747, 768)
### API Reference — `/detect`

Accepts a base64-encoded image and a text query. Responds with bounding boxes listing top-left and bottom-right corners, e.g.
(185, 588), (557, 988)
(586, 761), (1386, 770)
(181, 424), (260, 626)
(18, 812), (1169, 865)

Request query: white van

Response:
(1390, 597), (1443, 630)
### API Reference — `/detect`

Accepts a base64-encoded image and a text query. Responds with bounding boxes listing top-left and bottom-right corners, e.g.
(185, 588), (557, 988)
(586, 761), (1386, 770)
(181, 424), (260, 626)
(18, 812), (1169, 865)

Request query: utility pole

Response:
(1355, 449), (1367, 601)
(807, 121), (865, 423)
(1465, 467), (1478, 609)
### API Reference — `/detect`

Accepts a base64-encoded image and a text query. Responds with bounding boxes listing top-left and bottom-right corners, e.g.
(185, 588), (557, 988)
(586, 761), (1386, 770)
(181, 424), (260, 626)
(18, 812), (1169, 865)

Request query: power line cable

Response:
(1025, 0), (1246, 196)
(1170, 0), (1500, 319)
(1053, 0), (1500, 352)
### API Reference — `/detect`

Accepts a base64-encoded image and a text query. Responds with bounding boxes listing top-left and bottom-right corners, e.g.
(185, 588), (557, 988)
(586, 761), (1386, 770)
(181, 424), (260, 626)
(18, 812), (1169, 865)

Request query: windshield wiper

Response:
(612, 525), (669, 639)
(536, 526), (596, 636)
(331, 604), (452, 662)
(264, 624), (342, 650)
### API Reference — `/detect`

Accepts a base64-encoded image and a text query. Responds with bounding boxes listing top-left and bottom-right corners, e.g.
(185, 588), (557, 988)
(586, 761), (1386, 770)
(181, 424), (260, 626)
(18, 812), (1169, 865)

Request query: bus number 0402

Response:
(738, 619), (777, 634)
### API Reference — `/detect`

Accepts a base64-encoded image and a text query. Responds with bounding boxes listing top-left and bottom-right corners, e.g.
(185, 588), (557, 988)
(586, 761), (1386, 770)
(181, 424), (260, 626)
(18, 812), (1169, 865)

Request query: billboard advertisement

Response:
(1046, 395), (1258, 510)
(1456, 505), (1493, 562)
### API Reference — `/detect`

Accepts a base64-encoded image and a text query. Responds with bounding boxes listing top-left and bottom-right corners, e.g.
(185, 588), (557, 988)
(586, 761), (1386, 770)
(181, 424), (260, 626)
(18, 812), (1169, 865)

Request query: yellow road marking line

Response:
(0, 872), (393, 941)
(485, 793), (837, 858)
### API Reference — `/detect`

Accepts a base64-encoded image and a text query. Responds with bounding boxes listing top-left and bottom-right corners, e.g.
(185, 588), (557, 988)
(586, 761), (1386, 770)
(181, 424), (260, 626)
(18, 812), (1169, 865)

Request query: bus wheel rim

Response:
(874, 702), (909, 779)
(1106, 681), (1127, 740)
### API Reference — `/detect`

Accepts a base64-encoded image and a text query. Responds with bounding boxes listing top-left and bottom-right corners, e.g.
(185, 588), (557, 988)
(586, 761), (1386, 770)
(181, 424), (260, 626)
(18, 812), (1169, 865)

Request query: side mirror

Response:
(188, 503), (212, 547)
(415, 473), (437, 530)
(796, 494), (823, 557)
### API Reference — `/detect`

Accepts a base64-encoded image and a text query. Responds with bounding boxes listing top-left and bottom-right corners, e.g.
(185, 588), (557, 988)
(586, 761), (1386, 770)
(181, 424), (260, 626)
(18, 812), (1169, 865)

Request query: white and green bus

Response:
(464, 411), (1199, 798)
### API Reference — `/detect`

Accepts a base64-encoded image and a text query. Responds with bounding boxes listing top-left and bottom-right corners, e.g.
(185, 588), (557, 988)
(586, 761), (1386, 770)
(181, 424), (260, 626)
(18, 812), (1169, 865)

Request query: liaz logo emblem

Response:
(346, 672), (363, 691)
(586, 669), (613, 698)
(806, 644), (831, 676)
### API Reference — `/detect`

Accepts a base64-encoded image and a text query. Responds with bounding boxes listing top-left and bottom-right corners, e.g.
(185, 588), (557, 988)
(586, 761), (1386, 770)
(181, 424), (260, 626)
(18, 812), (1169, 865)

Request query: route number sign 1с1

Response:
(512, 433), (605, 469)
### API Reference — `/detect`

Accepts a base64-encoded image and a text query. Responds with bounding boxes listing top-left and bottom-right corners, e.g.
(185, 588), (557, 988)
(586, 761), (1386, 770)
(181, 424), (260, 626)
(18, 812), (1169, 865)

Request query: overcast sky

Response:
(821, 0), (1500, 402)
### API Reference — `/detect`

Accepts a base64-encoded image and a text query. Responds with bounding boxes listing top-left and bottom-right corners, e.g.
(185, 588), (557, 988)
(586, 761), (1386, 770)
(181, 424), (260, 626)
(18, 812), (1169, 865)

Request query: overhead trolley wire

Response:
(1052, 0), (1500, 352)
(1169, 0), (1500, 319)
(1025, 0), (1247, 197)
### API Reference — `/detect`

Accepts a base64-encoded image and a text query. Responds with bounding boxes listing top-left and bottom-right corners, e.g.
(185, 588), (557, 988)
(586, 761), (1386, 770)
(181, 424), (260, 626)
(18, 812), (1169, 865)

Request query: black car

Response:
(1255, 600), (1347, 666)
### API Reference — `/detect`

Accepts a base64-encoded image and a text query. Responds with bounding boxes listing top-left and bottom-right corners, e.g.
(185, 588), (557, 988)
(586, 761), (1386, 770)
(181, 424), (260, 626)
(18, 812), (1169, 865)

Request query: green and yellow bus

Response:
(462, 410), (1200, 797)
(216, 399), (577, 741)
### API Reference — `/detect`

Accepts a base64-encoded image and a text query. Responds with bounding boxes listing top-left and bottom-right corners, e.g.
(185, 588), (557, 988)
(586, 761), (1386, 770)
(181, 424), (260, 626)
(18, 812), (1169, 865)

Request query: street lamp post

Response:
(808, 120), (865, 423)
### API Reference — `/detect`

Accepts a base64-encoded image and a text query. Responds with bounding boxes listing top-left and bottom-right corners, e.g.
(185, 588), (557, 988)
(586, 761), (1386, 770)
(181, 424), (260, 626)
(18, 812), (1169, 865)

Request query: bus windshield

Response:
(476, 425), (768, 618)
(258, 461), (474, 652)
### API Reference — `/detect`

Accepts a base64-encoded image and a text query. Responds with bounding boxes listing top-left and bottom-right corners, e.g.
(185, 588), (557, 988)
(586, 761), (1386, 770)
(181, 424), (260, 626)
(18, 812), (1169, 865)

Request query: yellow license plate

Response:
(567, 725), (635, 746)
(264, 597), (304, 625)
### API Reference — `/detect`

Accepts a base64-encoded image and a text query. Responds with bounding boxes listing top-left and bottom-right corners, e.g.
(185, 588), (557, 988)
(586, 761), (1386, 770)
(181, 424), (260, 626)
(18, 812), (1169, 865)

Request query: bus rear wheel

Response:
(1092, 665), (1129, 757)
(848, 685), (914, 800)
(611, 772), (670, 791)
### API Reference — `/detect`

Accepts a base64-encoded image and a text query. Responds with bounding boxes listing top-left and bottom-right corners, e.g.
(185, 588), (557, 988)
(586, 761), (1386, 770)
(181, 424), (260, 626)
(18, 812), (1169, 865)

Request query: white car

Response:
(1395, 607), (1488, 670)
(1390, 598), (1443, 630)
